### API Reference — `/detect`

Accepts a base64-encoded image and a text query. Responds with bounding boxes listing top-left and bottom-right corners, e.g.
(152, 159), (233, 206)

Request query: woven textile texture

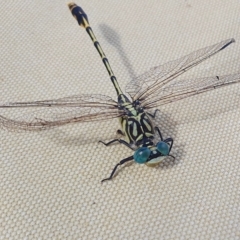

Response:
(1, 0), (240, 239)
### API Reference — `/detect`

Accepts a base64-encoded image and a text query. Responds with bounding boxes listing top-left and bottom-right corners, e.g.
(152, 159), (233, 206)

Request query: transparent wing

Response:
(141, 73), (240, 109)
(0, 94), (123, 131)
(125, 38), (235, 101)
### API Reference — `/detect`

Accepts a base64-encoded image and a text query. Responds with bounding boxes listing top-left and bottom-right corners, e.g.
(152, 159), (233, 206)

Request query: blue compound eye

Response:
(156, 141), (169, 156)
(133, 147), (151, 164)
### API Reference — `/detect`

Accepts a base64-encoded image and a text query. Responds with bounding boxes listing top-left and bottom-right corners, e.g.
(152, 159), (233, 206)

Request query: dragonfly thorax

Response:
(118, 94), (144, 117)
(119, 111), (154, 144)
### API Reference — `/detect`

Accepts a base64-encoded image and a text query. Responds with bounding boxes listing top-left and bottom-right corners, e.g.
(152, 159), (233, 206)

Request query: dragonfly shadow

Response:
(158, 86), (240, 126)
(99, 24), (137, 81)
(46, 121), (120, 147)
(46, 131), (97, 146)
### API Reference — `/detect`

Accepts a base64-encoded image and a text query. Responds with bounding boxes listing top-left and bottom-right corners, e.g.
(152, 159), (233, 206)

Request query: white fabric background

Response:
(0, 0), (240, 239)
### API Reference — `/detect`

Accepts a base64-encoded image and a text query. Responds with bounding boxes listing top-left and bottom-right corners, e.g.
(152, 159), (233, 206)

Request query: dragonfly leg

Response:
(101, 156), (134, 182)
(154, 126), (163, 141)
(169, 154), (175, 160)
(147, 109), (160, 118)
(155, 127), (174, 153)
(99, 139), (134, 150)
(164, 138), (174, 153)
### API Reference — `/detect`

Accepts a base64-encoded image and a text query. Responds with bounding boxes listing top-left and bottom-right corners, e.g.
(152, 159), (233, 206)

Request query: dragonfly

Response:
(1, 2), (240, 182)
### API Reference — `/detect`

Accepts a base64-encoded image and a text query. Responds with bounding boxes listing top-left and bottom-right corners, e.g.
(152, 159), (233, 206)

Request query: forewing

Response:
(125, 38), (235, 101)
(141, 73), (240, 109)
(0, 94), (123, 131)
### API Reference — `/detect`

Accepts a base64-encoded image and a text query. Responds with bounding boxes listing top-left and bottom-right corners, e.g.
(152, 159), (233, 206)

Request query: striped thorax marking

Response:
(119, 111), (154, 144)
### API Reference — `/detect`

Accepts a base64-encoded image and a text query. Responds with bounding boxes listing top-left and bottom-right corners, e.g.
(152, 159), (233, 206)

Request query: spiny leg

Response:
(164, 138), (174, 152)
(154, 127), (174, 158)
(101, 156), (134, 182)
(154, 126), (174, 152)
(147, 109), (160, 119)
(154, 126), (163, 141)
(99, 139), (134, 150)
(168, 155), (175, 160)
(163, 138), (175, 159)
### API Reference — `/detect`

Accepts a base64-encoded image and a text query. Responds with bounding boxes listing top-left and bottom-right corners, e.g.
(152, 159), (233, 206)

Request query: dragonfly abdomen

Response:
(68, 3), (124, 96)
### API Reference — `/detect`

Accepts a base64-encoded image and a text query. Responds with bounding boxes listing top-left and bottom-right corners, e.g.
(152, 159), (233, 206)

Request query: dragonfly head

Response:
(133, 140), (170, 164)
